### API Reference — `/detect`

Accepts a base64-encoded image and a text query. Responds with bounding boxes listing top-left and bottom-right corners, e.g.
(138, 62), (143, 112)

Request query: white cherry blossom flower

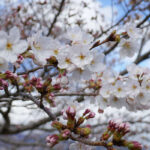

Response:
(29, 31), (52, 65)
(141, 79), (150, 94)
(70, 67), (92, 80)
(95, 95), (109, 109)
(48, 38), (63, 58)
(0, 27), (28, 63)
(100, 69), (116, 83)
(113, 80), (127, 98)
(135, 92), (150, 106)
(109, 96), (127, 109)
(125, 23), (142, 39)
(126, 79), (141, 97)
(88, 51), (106, 73)
(71, 44), (93, 69)
(57, 47), (76, 72)
(119, 38), (139, 58)
(65, 26), (93, 46)
(100, 83), (112, 98)
(127, 63), (150, 80)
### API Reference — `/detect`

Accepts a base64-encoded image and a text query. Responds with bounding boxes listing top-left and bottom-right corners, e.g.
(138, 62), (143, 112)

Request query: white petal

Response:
(0, 57), (8, 71)
(9, 26), (20, 44)
(13, 40), (28, 54)
(0, 39), (7, 50)
(0, 51), (17, 63)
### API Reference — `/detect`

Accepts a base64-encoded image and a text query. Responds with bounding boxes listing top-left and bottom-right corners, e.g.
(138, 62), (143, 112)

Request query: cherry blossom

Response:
(0, 27), (28, 63)
(119, 38), (139, 58)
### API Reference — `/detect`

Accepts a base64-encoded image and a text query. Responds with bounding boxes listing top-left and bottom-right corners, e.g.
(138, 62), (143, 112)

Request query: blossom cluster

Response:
(0, 24), (145, 149)
(0, 24), (148, 112)
(46, 107), (95, 147)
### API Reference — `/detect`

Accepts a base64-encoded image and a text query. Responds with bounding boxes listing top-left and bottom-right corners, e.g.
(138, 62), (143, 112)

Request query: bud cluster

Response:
(46, 107), (95, 147)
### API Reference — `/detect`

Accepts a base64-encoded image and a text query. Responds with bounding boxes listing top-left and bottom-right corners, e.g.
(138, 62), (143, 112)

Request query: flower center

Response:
(132, 85), (137, 89)
(33, 42), (41, 50)
(146, 85), (150, 90)
(123, 42), (131, 49)
(129, 28), (133, 33)
(6, 42), (13, 50)
(139, 92), (144, 98)
(65, 58), (71, 64)
(79, 54), (85, 60)
(113, 97), (118, 102)
(54, 49), (58, 55)
(83, 40), (87, 44)
(91, 60), (95, 65)
(117, 87), (122, 92)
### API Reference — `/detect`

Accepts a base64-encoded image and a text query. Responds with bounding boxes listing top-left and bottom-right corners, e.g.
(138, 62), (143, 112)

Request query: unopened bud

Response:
(46, 134), (59, 147)
(61, 129), (71, 139)
(83, 109), (91, 116)
(51, 121), (64, 130)
(85, 112), (95, 119)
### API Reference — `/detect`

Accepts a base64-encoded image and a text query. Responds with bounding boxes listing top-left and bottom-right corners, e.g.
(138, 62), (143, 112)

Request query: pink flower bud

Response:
(36, 83), (43, 89)
(86, 112), (95, 119)
(66, 106), (76, 118)
(128, 141), (142, 150)
(0, 79), (8, 89)
(132, 141), (142, 149)
(0, 87), (3, 90)
(22, 74), (28, 79)
(53, 84), (61, 90)
(108, 119), (130, 134)
(16, 55), (24, 64)
(83, 109), (91, 116)
(62, 111), (68, 120)
(2, 80), (8, 87)
(98, 108), (104, 113)
(5, 71), (17, 79)
(61, 129), (70, 138)
(46, 134), (59, 147)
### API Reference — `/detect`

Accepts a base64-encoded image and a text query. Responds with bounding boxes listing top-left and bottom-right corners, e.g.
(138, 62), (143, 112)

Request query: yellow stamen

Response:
(79, 55), (85, 60)
(65, 58), (71, 64)
(6, 42), (12, 50)
(54, 49), (58, 55)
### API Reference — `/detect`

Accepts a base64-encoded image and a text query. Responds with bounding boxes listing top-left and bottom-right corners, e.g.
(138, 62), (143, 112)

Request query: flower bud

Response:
(66, 106), (76, 119)
(76, 117), (85, 126)
(51, 121), (64, 130)
(85, 112), (95, 119)
(61, 129), (71, 139)
(127, 141), (142, 150)
(46, 134), (59, 147)
(83, 109), (91, 116)
(76, 127), (91, 137)
(53, 84), (61, 90)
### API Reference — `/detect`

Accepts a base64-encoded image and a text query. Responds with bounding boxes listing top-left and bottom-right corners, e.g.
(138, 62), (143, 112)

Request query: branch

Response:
(47, 0), (65, 36)
(120, 50), (150, 75)
(53, 92), (98, 97)
(70, 134), (107, 147)
(137, 14), (150, 28)
(95, 0), (142, 39)
(17, 64), (53, 75)
(104, 42), (118, 55)
(2, 117), (50, 134)
(0, 137), (48, 147)
(20, 93), (59, 120)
